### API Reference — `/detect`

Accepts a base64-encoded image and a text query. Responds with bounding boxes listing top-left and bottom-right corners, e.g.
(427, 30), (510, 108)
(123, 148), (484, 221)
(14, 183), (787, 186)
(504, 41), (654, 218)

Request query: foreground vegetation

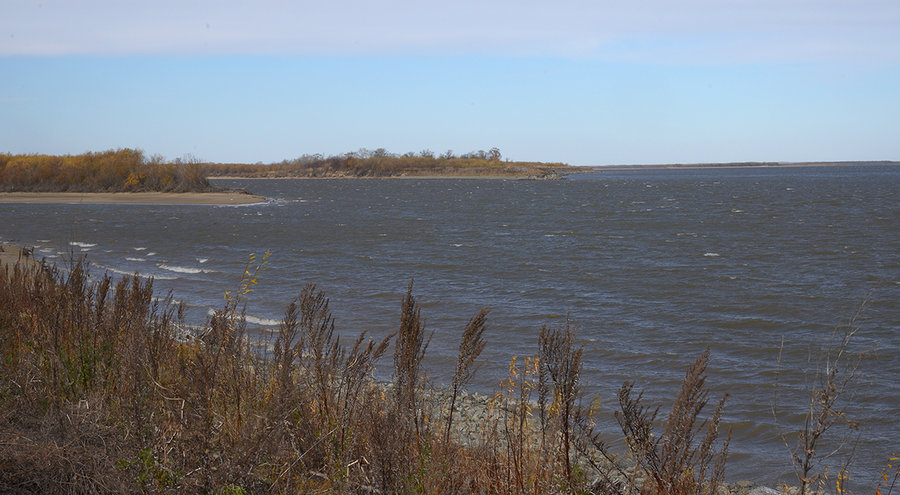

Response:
(0, 255), (895, 494)
(203, 147), (575, 178)
(0, 149), (213, 193)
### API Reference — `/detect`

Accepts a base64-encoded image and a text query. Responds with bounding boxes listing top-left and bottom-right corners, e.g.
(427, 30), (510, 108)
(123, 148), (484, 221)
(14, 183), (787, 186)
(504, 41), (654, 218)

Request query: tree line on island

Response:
(0, 149), (212, 193)
(0, 148), (574, 192)
(203, 147), (571, 179)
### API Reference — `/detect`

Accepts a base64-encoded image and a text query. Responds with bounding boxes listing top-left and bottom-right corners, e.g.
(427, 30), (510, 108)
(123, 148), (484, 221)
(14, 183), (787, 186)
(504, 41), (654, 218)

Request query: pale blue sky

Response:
(2, 1), (899, 165)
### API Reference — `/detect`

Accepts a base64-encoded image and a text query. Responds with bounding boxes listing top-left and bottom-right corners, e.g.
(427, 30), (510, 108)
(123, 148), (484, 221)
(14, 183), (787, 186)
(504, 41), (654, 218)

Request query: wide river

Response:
(2, 165), (897, 487)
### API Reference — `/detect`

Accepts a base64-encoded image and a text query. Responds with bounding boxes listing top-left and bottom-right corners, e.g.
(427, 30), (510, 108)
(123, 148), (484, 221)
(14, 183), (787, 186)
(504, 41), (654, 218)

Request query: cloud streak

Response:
(4, 0), (899, 62)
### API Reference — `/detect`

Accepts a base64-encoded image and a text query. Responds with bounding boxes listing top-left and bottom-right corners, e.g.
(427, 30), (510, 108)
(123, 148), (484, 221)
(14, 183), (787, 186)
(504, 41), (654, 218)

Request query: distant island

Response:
(0, 149), (216, 193)
(0, 149), (266, 204)
(0, 148), (579, 194)
(203, 147), (578, 179)
(3, 150), (894, 197)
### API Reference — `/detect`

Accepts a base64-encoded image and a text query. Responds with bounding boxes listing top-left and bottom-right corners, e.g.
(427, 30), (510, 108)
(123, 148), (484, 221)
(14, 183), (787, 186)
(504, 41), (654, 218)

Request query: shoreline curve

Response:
(0, 191), (267, 205)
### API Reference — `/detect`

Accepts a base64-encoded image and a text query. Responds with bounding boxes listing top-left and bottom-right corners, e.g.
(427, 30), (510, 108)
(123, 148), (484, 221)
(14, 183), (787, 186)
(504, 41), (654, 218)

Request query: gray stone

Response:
(749, 487), (783, 495)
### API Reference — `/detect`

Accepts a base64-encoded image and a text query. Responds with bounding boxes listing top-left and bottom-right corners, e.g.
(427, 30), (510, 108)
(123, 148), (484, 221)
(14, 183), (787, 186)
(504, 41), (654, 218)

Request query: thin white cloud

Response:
(3, 0), (899, 62)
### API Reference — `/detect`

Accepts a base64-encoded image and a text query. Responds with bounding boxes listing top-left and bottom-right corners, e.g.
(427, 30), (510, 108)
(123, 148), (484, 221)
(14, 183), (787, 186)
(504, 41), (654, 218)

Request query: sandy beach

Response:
(0, 243), (44, 273)
(0, 191), (267, 205)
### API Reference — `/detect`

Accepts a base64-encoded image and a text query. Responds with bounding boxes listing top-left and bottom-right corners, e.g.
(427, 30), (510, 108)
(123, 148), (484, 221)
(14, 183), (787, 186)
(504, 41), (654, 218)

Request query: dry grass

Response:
(604, 347), (730, 495)
(773, 306), (873, 495)
(0, 256), (886, 494)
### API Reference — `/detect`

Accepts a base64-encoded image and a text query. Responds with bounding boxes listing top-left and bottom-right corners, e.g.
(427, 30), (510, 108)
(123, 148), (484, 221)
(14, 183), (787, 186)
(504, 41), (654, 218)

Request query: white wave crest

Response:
(125, 257), (146, 262)
(244, 315), (281, 326)
(95, 264), (177, 280)
(69, 241), (96, 248)
(703, 252), (721, 257)
(103, 265), (136, 276)
(220, 202), (269, 208)
(158, 264), (203, 274)
(205, 308), (281, 327)
(133, 247), (147, 251)
(197, 258), (209, 263)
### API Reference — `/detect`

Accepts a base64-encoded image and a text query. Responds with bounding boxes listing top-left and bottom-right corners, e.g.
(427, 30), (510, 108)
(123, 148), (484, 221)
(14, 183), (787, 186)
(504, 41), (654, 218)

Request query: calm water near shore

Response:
(2, 165), (897, 486)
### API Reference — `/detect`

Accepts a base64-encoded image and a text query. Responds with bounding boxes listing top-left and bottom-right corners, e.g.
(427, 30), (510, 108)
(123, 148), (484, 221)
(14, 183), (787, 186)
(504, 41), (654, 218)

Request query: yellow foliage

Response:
(0, 149), (211, 192)
(124, 172), (141, 189)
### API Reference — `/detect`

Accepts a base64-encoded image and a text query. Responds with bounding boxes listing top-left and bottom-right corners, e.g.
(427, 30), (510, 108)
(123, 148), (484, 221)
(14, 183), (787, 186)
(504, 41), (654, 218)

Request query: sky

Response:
(2, 0), (899, 166)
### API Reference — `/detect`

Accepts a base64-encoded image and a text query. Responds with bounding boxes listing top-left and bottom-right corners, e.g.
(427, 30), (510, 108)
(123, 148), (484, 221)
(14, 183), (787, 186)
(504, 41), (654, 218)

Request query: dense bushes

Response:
(0, 149), (213, 192)
(204, 148), (572, 178)
(0, 148), (572, 191)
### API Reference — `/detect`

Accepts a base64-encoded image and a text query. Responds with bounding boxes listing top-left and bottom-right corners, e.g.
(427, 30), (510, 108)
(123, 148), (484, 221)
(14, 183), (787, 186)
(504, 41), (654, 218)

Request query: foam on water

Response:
(205, 308), (280, 327)
(158, 264), (213, 275)
(94, 264), (177, 280)
(217, 199), (270, 208)
(245, 314), (281, 326)
(69, 241), (96, 248)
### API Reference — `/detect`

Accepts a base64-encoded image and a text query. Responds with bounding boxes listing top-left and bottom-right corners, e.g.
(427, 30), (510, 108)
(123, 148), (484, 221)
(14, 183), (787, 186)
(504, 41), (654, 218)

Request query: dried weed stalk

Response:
(615, 346), (731, 495)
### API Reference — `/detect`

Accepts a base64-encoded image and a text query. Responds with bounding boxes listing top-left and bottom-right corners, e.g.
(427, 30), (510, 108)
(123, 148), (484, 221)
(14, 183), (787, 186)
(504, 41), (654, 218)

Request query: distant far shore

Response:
(0, 191), (266, 205)
(590, 160), (899, 171)
(207, 161), (899, 178)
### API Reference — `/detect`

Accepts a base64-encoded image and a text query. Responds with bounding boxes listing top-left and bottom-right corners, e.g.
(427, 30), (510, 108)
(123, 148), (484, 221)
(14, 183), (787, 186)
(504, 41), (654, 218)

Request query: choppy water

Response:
(2, 165), (897, 487)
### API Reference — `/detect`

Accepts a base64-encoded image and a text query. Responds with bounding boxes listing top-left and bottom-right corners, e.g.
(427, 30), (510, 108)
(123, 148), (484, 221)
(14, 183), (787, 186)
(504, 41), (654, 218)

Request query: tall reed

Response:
(1, 253), (886, 494)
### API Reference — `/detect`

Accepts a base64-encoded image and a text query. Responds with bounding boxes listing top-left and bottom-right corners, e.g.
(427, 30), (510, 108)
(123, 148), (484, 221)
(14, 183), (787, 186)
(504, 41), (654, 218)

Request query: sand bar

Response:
(0, 243), (45, 273)
(0, 191), (266, 205)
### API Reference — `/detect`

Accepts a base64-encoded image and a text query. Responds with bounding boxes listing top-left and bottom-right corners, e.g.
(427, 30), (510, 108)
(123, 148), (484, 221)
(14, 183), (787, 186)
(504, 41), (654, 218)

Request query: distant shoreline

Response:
(208, 174), (565, 180)
(590, 160), (899, 171)
(205, 161), (899, 180)
(0, 191), (267, 205)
